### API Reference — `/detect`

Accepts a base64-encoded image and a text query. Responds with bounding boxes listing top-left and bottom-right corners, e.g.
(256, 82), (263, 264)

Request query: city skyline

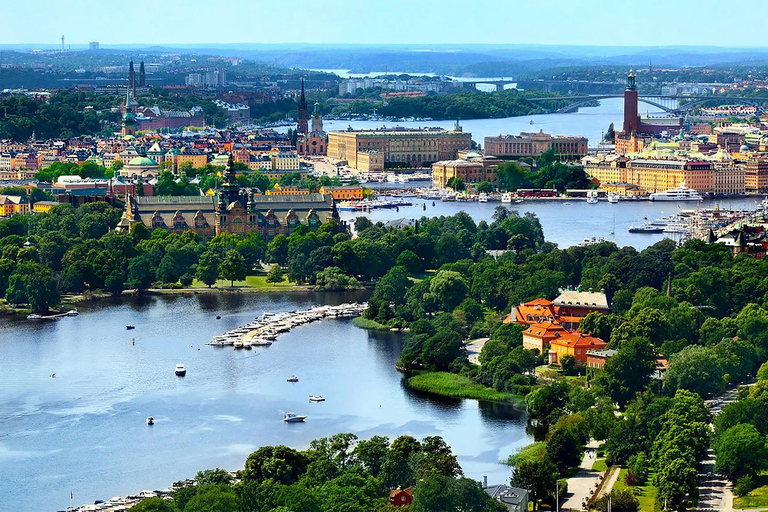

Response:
(3, 0), (768, 47)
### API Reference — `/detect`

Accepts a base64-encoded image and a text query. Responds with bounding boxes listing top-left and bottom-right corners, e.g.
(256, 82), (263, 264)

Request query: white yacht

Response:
(607, 194), (619, 204)
(500, 193), (513, 203)
(309, 395), (326, 402)
(174, 364), (186, 377)
(283, 412), (307, 423)
(287, 375), (299, 382)
(649, 183), (703, 201)
(146, 416), (154, 425)
(477, 193), (489, 203)
(586, 190), (598, 204)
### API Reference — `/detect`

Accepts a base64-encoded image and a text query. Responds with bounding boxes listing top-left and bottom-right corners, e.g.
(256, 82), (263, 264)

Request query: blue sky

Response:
(2, 0), (767, 47)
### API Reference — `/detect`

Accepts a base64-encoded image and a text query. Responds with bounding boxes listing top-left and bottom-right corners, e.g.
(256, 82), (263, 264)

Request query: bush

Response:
(624, 471), (637, 487)
(557, 477), (568, 496)
(735, 476), (755, 497)
(593, 489), (639, 512)
(179, 273), (194, 287)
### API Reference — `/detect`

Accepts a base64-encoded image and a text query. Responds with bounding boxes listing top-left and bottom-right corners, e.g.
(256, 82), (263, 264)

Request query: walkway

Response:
(561, 440), (602, 511)
(465, 337), (489, 365)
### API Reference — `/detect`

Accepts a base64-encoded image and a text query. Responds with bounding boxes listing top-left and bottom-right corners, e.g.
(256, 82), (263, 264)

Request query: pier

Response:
(207, 303), (367, 348)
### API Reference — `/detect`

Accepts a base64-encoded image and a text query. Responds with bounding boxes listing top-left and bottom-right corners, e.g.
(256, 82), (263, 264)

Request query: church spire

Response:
(297, 77), (309, 135)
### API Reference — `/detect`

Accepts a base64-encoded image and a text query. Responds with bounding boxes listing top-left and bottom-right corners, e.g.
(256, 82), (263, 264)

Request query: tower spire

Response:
(297, 77), (309, 135)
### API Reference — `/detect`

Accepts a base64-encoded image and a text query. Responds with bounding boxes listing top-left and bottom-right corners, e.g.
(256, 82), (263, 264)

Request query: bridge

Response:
(527, 94), (768, 114)
(462, 80), (517, 92)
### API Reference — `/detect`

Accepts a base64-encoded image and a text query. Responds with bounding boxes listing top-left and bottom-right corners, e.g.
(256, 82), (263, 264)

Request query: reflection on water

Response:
(0, 292), (529, 512)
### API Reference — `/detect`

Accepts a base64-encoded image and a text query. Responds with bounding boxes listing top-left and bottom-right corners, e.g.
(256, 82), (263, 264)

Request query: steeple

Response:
(297, 78), (308, 135)
(311, 101), (323, 133)
(128, 60), (136, 98)
(626, 68), (636, 91)
(139, 61), (146, 87)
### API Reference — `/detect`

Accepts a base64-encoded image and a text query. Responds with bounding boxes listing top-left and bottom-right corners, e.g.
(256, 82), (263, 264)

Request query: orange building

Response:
(319, 185), (364, 201)
(548, 332), (608, 367)
(505, 298), (558, 325)
(522, 322), (566, 354)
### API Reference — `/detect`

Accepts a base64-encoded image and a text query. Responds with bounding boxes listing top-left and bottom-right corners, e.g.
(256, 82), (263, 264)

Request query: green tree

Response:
(184, 487), (238, 512)
(219, 250), (247, 287)
(128, 497), (174, 512)
(5, 262), (59, 312)
(714, 423), (768, 483)
(510, 456), (557, 510)
(663, 345), (725, 397)
(195, 251), (220, 288)
(266, 264), (284, 285)
(127, 255), (155, 293)
(412, 474), (505, 512)
(597, 337), (657, 407)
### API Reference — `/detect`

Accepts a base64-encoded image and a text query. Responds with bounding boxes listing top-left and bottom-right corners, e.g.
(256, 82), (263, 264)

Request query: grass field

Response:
(191, 274), (302, 290)
(592, 458), (607, 472)
(351, 317), (390, 330)
(734, 474), (768, 509)
(407, 372), (522, 403)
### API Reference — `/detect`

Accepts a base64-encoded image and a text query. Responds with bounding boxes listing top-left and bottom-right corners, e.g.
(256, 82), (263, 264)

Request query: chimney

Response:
(482, 475), (488, 489)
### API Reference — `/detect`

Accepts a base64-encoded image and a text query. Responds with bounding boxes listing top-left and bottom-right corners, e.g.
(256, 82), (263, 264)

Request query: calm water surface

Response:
(0, 293), (528, 512)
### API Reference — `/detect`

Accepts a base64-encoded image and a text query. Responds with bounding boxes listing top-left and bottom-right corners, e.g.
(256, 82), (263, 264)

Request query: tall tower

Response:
(61, 35), (65, 52)
(622, 68), (640, 135)
(297, 78), (308, 135)
(121, 84), (137, 137)
(139, 61), (146, 87)
(311, 101), (323, 133)
(128, 61), (136, 98)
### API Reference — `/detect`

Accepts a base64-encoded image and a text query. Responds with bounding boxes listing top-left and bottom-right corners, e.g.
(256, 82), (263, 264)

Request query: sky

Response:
(2, 0), (768, 47)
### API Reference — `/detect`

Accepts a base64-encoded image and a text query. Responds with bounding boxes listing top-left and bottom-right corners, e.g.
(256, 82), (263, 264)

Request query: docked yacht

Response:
(586, 190), (599, 204)
(607, 194), (619, 204)
(649, 183), (703, 201)
(175, 364), (186, 377)
(283, 412), (307, 422)
(500, 193), (513, 203)
(477, 193), (489, 203)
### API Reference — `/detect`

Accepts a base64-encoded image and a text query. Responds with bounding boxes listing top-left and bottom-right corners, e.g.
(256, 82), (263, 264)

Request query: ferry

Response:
(478, 193), (489, 203)
(628, 224), (665, 234)
(649, 183), (703, 201)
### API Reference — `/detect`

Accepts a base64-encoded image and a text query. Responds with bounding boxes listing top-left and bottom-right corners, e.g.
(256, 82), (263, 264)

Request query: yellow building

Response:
(265, 184), (310, 196)
(582, 156), (629, 186)
(270, 152), (301, 171)
(431, 155), (500, 189)
(32, 201), (59, 213)
(356, 151), (385, 172)
(625, 159), (714, 194)
(173, 148), (208, 170)
(745, 157), (768, 194)
(0, 194), (30, 217)
(319, 185), (365, 201)
(327, 127), (472, 170)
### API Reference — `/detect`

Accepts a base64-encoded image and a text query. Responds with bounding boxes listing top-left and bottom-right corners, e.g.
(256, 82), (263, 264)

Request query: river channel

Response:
(0, 292), (528, 512)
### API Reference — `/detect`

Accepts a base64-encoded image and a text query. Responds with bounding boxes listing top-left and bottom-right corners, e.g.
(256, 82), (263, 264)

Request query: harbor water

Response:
(0, 292), (528, 512)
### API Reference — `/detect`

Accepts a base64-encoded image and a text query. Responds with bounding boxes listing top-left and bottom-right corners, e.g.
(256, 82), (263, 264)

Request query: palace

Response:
(117, 157), (339, 239)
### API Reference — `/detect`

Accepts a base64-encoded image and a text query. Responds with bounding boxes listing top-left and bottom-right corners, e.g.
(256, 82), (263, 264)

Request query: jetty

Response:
(207, 302), (367, 348)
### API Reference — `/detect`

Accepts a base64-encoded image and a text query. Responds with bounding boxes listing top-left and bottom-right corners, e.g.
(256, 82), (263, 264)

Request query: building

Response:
(32, 200), (59, 213)
(582, 156), (629, 186)
(173, 147), (208, 170)
(270, 152), (300, 171)
(522, 321), (566, 354)
(585, 349), (618, 371)
(327, 125), (472, 170)
(616, 69), (682, 146)
(744, 157), (768, 194)
(213, 100), (250, 126)
(121, 85), (138, 137)
(506, 298), (558, 325)
(319, 185), (364, 201)
(431, 153), (501, 189)
(265, 185), (310, 196)
(120, 156), (159, 179)
(117, 157), (339, 240)
(484, 130), (588, 160)
(297, 78), (309, 135)
(711, 227), (768, 259)
(89, 41), (99, 50)
(624, 159), (714, 194)
(0, 194), (29, 217)
(389, 488), (413, 507)
(483, 484), (529, 512)
(548, 332), (608, 367)
(713, 164), (746, 196)
(552, 287), (611, 330)
(297, 102), (328, 156)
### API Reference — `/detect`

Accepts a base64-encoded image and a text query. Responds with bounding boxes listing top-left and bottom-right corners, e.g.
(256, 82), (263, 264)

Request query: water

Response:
(0, 293), (529, 512)
(340, 196), (762, 251)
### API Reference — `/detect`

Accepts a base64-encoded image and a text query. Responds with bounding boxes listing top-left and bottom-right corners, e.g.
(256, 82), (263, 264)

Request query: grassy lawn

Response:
(407, 372), (523, 403)
(734, 474), (768, 509)
(191, 274), (302, 290)
(622, 470), (658, 512)
(592, 458), (607, 472)
(613, 468), (629, 492)
(352, 317), (390, 330)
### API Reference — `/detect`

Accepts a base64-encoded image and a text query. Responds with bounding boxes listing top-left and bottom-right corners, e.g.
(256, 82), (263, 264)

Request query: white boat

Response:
(649, 182), (703, 201)
(586, 190), (598, 204)
(607, 194), (619, 204)
(146, 416), (154, 425)
(283, 412), (306, 422)
(500, 193), (512, 203)
(309, 395), (326, 402)
(175, 364), (186, 377)
(287, 375), (299, 382)
(477, 193), (489, 203)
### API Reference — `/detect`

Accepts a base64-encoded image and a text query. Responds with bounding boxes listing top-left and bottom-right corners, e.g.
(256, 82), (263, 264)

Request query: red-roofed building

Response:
(522, 322), (566, 355)
(549, 332), (608, 367)
(505, 298), (558, 325)
(389, 487), (413, 507)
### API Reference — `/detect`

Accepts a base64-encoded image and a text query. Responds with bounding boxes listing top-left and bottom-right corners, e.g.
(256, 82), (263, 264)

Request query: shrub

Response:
(179, 273), (194, 287)
(624, 471), (637, 487)
(735, 476), (755, 497)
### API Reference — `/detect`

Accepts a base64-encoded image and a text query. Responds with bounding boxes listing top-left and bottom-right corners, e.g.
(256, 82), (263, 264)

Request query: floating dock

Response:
(207, 302), (367, 349)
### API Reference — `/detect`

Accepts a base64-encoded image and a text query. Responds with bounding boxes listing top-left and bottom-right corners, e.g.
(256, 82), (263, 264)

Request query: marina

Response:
(207, 302), (367, 348)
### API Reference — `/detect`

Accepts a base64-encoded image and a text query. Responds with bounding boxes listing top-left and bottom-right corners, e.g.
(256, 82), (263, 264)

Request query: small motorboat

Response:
(146, 416), (154, 425)
(287, 375), (299, 383)
(309, 395), (326, 402)
(175, 364), (186, 377)
(283, 412), (306, 423)
(126, 325), (136, 330)
(66, 309), (79, 316)
(216, 315), (221, 320)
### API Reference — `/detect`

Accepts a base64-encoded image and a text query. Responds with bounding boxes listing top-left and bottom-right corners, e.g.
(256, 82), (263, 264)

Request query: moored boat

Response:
(175, 364), (186, 377)
(283, 412), (306, 422)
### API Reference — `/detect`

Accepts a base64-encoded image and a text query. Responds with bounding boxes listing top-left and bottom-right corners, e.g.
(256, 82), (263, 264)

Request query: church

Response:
(296, 78), (328, 156)
(117, 156), (340, 239)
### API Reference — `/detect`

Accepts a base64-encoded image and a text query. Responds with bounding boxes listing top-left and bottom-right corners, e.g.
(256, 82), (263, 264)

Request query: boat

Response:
(309, 395), (326, 402)
(628, 224), (665, 234)
(514, 199), (524, 204)
(500, 193), (513, 203)
(586, 196), (598, 204)
(607, 194), (619, 204)
(283, 412), (307, 422)
(233, 341), (244, 349)
(586, 190), (598, 204)
(146, 416), (154, 425)
(648, 182), (703, 201)
(287, 375), (299, 382)
(126, 325), (136, 330)
(529, 119), (534, 125)
(563, 202), (573, 206)
(477, 193), (489, 203)
(66, 309), (79, 316)
(175, 364), (186, 377)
